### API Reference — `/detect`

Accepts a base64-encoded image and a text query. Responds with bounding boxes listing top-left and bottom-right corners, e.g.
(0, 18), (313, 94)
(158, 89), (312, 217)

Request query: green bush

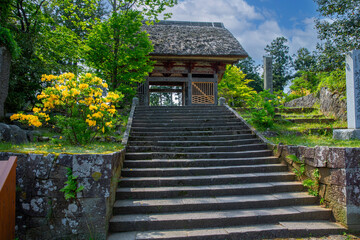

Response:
(317, 68), (346, 95)
(247, 90), (276, 128)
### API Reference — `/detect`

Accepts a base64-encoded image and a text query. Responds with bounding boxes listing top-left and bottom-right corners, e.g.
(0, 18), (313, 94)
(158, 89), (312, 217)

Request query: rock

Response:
(37, 136), (50, 142)
(0, 122), (11, 142)
(0, 123), (28, 144)
(284, 93), (319, 108)
(320, 87), (347, 121)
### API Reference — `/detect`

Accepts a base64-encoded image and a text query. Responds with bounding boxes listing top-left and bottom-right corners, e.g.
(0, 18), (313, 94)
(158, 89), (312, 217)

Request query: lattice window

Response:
(191, 82), (215, 104)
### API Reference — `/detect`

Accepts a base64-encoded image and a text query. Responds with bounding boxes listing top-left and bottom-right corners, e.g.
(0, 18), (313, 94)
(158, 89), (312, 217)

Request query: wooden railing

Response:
(0, 156), (17, 240)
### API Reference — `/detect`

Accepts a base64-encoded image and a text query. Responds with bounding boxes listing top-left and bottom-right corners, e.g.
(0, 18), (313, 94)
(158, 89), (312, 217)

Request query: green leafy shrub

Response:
(317, 68), (346, 95)
(218, 65), (257, 107)
(247, 90), (276, 128)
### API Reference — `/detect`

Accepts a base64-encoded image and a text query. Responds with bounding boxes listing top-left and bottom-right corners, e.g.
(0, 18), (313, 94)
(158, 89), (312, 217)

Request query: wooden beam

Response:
(148, 77), (188, 82)
(150, 89), (183, 93)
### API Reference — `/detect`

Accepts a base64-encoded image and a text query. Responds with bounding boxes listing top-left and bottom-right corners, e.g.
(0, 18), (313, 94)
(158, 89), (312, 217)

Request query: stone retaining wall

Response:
(0, 150), (125, 240)
(274, 144), (360, 230)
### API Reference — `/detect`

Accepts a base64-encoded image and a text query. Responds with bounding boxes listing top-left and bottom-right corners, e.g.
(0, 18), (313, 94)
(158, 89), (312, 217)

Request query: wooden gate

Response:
(191, 82), (215, 104)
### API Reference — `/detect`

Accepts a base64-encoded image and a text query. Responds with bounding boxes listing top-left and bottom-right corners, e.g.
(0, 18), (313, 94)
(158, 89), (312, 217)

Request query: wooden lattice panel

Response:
(192, 82), (215, 104)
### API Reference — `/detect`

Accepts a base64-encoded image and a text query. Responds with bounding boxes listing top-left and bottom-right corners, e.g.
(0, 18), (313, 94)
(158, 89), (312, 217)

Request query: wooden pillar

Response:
(182, 82), (186, 106)
(187, 73), (192, 106)
(214, 73), (218, 105)
(144, 78), (149, 106)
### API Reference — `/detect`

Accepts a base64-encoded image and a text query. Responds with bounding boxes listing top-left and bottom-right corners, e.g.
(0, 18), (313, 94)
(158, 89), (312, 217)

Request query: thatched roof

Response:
(142, 21), (248, 61)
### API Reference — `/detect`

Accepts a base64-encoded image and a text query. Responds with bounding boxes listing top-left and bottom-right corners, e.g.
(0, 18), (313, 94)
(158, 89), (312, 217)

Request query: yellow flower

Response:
(85, 73), (92, 78)
(277, 96), (281, 99)
(102, 83), (108, 88)
(92, 112), (103, 119)
(102, 126), (105, 133)
(60, 136), (63, 139)
(107, 108), (116, 114)
(86, 119), (96, 127)
(33, 107), (41, 113)
(89, 105), (98, 111)
(79, 83), (89, 90)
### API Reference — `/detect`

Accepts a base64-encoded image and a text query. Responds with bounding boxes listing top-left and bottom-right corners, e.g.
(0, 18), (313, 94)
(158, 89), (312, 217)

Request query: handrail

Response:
(0, 156), (17, 240)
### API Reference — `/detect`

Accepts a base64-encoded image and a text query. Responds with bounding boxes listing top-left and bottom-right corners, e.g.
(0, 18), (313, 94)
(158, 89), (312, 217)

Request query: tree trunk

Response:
(0, 47), (11, 120)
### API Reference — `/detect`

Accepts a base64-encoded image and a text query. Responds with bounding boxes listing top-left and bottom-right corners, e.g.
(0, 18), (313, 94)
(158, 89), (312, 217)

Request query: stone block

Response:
(73, 154), (112, 179)
(330, 169), (346, 186)
(333, 129), (360, 140)
(319, 168), (330, 185)
(319, 183), (326, 198)
(325, 185), (346, 206)
(346, 169), (360, 206)
(56, 154), (73, 167)
(345, 148), (360, 169)
(77, 177), (111, 198)
(20, 197), (49, 217)
(328, 148), (346, 169)
(314, 146), (329, 167)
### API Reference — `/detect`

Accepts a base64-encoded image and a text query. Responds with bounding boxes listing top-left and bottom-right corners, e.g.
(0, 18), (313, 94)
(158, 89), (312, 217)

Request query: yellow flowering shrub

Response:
(11, 73), (123, 145)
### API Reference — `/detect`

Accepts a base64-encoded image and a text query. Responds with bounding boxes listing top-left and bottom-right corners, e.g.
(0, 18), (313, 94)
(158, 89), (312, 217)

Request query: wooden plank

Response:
(0, 156), (17, 240)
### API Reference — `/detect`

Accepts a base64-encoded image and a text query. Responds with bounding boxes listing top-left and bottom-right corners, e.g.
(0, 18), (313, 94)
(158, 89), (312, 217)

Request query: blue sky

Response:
(163, 0), (320, 64)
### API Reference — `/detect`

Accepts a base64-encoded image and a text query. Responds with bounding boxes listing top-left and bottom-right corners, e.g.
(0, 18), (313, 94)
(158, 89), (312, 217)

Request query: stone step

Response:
(132, 118), (241, 124)
(118, 172), (295, 188)
(287, 118), (336, 124)
(116, 181), (305, 199)
(135, 106), (226, 110)
(133, 116), (238, 121)
(108, 221), (344, 240)
(131, 122), (243, 128)
(109, 206), (332, 232)
(113, 192), (317, 214)
(128, 138), (262, 147)
(135, 113), (235, 118)
(122, 164), (288, 177)
(123, 156), (280, 168)
(129, 134), (257, 142)
(130, 125), (248, 133)
(126, 143), (268, 154)
(130, 129), (253, 137)
(134, 109), (230, 114)
(125, 150), (273, 160)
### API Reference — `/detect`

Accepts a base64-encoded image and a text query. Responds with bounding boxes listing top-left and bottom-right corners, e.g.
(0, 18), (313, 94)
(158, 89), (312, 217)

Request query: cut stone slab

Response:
(333, 129), (360, 140)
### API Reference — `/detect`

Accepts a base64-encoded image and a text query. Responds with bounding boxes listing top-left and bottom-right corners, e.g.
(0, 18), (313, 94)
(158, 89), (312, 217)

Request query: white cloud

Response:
(163, 0), (318, 64)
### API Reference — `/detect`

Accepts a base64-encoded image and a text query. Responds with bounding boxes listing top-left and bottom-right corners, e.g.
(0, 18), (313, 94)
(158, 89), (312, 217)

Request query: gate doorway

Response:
(149, 82), (185, 106)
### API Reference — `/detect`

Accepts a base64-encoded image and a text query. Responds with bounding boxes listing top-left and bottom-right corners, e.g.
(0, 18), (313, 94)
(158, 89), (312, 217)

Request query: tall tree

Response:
(314, 0), (360, 53)
(264, 36), (293, 91)
(293, 48), (317, 72)
(84, 10), (154, 104)
(236, 56), (263, 92)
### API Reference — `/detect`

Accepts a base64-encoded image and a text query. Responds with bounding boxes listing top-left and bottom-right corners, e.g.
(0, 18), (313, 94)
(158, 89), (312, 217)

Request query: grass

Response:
(239, 108), (360, 148)
(0, 141), (124, 155)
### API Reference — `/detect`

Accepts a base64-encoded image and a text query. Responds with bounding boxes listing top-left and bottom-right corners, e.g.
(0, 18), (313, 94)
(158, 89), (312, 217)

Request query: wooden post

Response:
(144, 79), (149, 106)
(214, 73), (218, 105)
(188, 73), (192, 106)
(0, 156), (17, 240)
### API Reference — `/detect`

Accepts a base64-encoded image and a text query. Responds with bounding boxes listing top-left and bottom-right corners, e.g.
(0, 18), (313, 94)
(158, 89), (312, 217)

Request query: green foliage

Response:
(84, 11), (154, 105)
(60, 167), (84, 200)
(287, 154), (301, 163)
(293, 48), (317, 72)
(247, 90), (277, 128)
(290, 71), (320, 96)
(236, 56), (263, 92)
(315, 0), (360, 53)
(0, 26), (20, 58)
(218, 65), (257, 107)
(317, 68), (346, 95)
(264, 37), (293, 91)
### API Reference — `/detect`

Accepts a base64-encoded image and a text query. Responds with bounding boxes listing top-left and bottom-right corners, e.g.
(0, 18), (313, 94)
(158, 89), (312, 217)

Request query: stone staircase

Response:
(108, 106), (344, 240)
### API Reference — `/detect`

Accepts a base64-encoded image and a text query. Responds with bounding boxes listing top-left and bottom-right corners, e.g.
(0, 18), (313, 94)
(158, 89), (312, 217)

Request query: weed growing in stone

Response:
(60, 167), (84, 200)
